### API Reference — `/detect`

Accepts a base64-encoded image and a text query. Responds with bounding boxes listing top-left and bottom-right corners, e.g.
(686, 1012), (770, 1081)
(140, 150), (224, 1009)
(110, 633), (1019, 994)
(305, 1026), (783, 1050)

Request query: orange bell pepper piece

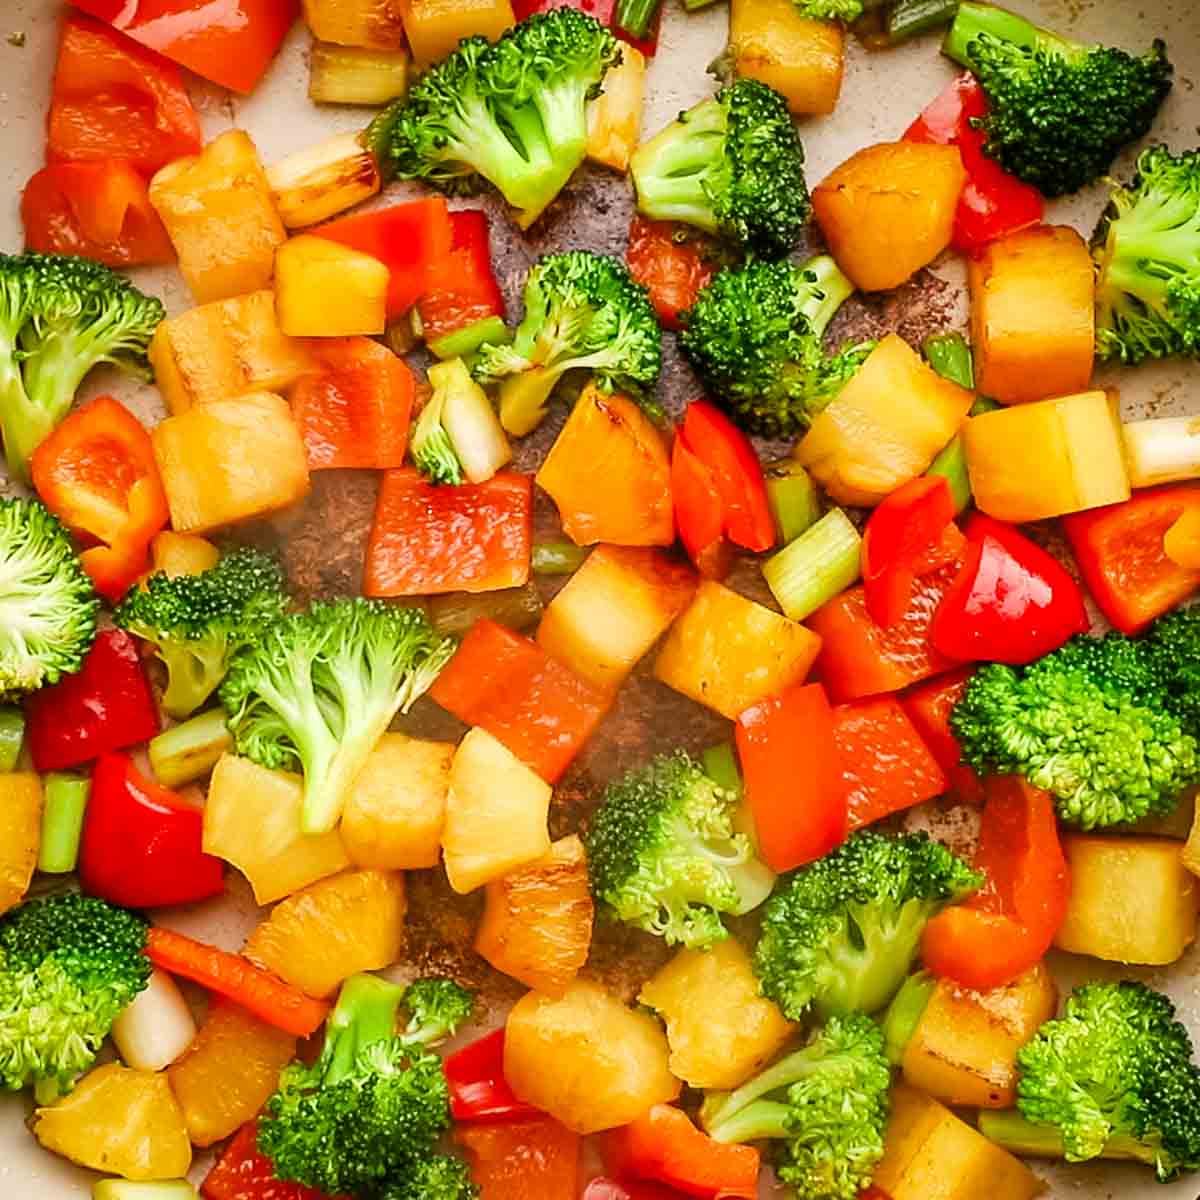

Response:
(202, 1121), (349, 1200)
(626, 216), (715, 332)
(899, 668), (985, 804)
(31, 395), (169, 602)
(456, 1115), (580, 1200)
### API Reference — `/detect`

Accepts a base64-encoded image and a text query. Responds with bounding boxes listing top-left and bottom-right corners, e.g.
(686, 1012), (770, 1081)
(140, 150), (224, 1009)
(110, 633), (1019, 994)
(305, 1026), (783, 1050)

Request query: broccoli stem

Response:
(798, 256), (857, 342)
(159, 642), (229, 720)
(0, 376), (55, 482)
(943, 2), (1078, 69)
(37, 773), (90, 875)
(320, 974), (406, 1086)
(976, 1110), (1157, 1166)
(881, 972), (935, 1066)
(630, 99), (727, 231)
(707, 1099), (794, 1145)
(702, 1043), (834, 1138)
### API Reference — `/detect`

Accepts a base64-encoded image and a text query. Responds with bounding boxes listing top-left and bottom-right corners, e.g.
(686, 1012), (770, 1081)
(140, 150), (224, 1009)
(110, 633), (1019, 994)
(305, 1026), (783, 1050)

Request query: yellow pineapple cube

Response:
(0, 773), (41, 916)
(149, 531), (220, 578)
(302, 0), (407, 49)
(730, 0), (844, 116)
(267, 133), (382, 229)
(275, 235), (389, 337)
(399, 0), (515, 67)
(587, 46), (645, 172)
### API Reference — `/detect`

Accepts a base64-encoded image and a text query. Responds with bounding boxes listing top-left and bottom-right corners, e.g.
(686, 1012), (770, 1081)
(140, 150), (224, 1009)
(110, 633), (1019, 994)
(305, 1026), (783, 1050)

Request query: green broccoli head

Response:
(1142, 607), (1200, 737)
(0, 893), (150, 1101)
(367, 9), (620, 223)
(630, 78), (810, 258)
(114, 546), (288, 720)
(1093, 146), (1200, 365)
(951, 629), (1200, 829)
(585, 751), (774, 949)
(754, 830), (981, 1022)
(401, 978), (475, 1048)
(979, 981), (1200, 1182)
(702, 1013), (890, 1200)
(679, 256), (871, 438)
(379, 1156), (479, 1200)
(0, 497), (98, 698)
(219, 598), (455, 835)
(0, 253), (164, 480)
(943, 3), (1173, 197)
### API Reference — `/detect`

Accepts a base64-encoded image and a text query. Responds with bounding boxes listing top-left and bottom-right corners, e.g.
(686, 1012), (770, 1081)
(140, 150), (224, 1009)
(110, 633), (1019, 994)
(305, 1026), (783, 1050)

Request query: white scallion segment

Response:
(266, 132), (381, 229)
(309, 43), (410, 107)
(110, 969), (197, 1074)
(1122, 416), (1200, 488)
(762, 508), (862, 622)
(432, 357), (512, 484)
(93, 1182), (198, 1200)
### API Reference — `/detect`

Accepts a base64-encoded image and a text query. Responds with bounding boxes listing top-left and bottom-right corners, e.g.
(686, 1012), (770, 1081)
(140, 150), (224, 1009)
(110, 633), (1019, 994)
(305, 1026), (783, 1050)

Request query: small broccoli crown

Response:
(474, 250), (661, 407)
(754, 831), (981, 1021)
(951, 630), (1200, 829)
(0, 496), (98, 697)
(791, 0), (865, 23)
(401, 978), (475, 1048)
(115, 546), (287, 718)
(0, 894), (150, 1096)
(380, 1156), (479, 1200)
(585, 751), (771, 949)
(1142, 607), (1200, 736)
(410, 386), (463, 486)
(630, 79), (810, 257)
(679, 256), (870, 438)
(1094, 146), (1200, 364)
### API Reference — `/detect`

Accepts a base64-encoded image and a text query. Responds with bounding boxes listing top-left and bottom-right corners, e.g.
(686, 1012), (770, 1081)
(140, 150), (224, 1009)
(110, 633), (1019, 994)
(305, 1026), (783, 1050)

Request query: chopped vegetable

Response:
(200, 1121), (336, 1200)
(267, 133), (381, 231)
(411, 356), (511, 485)
(110, 968), (196, 1075)
(36, 772), (89, 874)
(1123, 417), (1200, 488)
(625, 216), (715, 332)
(94, 1182), (197, 1200)
(531, 541), (589, 576)
(764, 459), (821, 543)
(445, 1029), (541, 1124)
(0, 708), (25, 773)
(0, 773), (40, 916)
(428, 583), (544, 638)
(148, 710), (235, 789)
(303, 0), (406, 50)
(418, 210), (505, 349)
(587, 43), (646, 171)
(276, 235), (390, 337)
(457, 1115), (579, 1200)
(763, 507), (862, 621)
(309, 42), (410, 105)
(899, 669), (984, 803)
(398, 0), (517, 65)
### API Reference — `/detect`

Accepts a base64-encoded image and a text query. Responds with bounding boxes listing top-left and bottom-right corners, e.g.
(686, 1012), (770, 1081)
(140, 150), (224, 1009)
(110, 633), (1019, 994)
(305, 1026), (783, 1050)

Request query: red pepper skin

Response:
(931, 514), (1089, 665)
(201, 1121), (349, 1200)
(445, 1029), (543, 1123)
(80, 752), (225, 909)
(904, 74), (1044, 254)
(514, 0), (616, 19)
(671, 437), (728, 578)
(25, 629), (159, 772)
(626, 217), (716, 332)
(417, 210), (505, 343)
(900, 669), (985, 805)
(584, 1180), (689, 1200)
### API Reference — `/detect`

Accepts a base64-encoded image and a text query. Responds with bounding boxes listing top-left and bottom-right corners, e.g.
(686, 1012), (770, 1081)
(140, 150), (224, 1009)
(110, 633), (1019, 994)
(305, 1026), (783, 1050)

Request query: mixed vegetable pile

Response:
(4, 0), (1200, 1198)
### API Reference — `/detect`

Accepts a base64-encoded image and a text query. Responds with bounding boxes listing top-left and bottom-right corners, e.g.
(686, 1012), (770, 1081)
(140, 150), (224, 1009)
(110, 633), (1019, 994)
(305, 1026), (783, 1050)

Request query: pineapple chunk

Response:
(153, 393), (310, 534)
(399, 0), (515, 67)
(900, 965), (1057, 1109)
(441, 727), (552, 894)
(149, 290), (313, 415)
(309, 43), (410, 106)
(504, 980), (680, 1134)
(872, 1083), (1042, 1200)
(267, 133), (382, 229)
(0, 773), (41, 916)
(654, 580), (822, 719)
(149, 531), (220, 578)
(340, 733), (455, 870)
(536, 545), (697, 692)
(244, 868), (407, 998)
(276, 235), (389, 337)
(586, 46), (645, 172)
(475, 835), (593, 996)
(639, 938), (794, 1090)
(1055, 834), (1197, 965)
(730, 0), (844, 116)
(150, 130), (287, 305)
(204, 755), (350, 905)
(302, 0), (406, 48)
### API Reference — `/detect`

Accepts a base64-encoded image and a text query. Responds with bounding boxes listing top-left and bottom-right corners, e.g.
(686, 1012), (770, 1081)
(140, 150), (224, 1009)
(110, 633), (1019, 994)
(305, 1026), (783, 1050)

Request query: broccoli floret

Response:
(400, 978), (475, 1048)
(367, 10), (620, 226)
(630, 79), (810, 258)
(259, 972), (475, 1196)
(701, 1014), (890, 1200)
(219, 598), (454, 835)
(473, 251), (661, 436)
(0, 253), (164, 480)
(379, 1156), (479, 1200)
(114, 547), (287, 720)
(0, 496), (98, 697)
(584, 751), (775, 949)
(0, 893), (150, 1102)
(754, 830), (981, 1022)
(679, 256), (872, 438)
(943, 2), (1173, 197)
(978, 981), (1200, 1182)
(1093, 146), (1200, 364)
(951, 628), (1200, 829)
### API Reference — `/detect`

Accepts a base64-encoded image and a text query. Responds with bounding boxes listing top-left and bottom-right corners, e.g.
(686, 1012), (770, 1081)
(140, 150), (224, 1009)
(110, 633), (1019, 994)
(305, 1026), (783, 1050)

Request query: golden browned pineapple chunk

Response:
(398, 0), (515, 67)
(0, 773), (41, 916)
(275, 235), (390, 337)
(730, 0), (844, 116)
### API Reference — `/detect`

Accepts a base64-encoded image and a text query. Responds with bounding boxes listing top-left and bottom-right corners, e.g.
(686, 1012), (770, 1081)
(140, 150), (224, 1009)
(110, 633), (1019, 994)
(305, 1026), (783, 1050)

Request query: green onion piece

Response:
(881, 971), (936, 1066)
(763, 508), (862, 621)
(926, 436), (973, 515)
(922, 332), (975, 389)
(884, 0), (960, 44)
(148, 709), (233, 790)
(308, 43), (409, 106)
(0, 707), (25, 772)
(429, 582), (544, 638)
(93, 1181), (198, 1200)
(429, 315), (510, 362)
(532, 542), (589, 576)
(38, 773), (90, 875)
(614, 0), (664, 40)
(765, 459), (822, 544)
(682, 0), (722, 8)
(702, 742), (743, 798)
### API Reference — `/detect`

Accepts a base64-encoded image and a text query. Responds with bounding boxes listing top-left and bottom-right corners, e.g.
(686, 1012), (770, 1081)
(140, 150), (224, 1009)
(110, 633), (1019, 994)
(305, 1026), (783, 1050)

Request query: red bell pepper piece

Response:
(68, 0), (298, 95)
(900, 668), (985, 805)
(25, 629), (159, 771)
(48, 14), (202, 174)
(832, 697), (946, 830)
(31, 395), (170, 602)
(364, 469), (532, 596)
(601, 1105), (760, 1200)
(904, 74), (1044, 254)
(671, 437), (731, 579)
(22, 162), (175, 268)
(80, 752), (224, 909)
(290, 338), (414, 470)
(736, 683), (847, 873)
(202, 1121), (349, 1200)
(862, 477), (956, 628)
(514, 0), (616, 17)
(456, 1115), (581, 1200)
(1063, 485), (1200, 636)
(430, 619), (611, 783)
(445, 1029), (542, 1123)
(931, 514), (1089, 664)
(626, 217), (716, 332)
(584, 1180), (689, 1200)
(417, 210), (505, 344)
(313, 198), (454, 319)
(922, 776), (1071, 990)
